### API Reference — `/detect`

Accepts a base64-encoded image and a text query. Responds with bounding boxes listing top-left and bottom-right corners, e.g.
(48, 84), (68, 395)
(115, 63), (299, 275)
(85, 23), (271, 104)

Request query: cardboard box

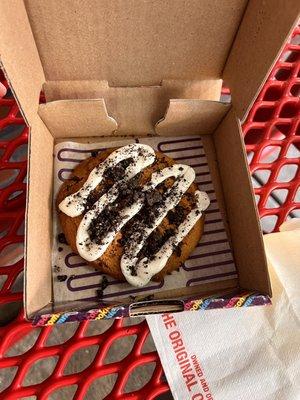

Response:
(0, 0), (299, 324)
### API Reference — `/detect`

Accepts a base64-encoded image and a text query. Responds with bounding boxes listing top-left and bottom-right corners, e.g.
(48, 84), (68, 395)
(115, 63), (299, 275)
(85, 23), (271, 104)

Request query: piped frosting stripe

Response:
(59, 144), (156, 217)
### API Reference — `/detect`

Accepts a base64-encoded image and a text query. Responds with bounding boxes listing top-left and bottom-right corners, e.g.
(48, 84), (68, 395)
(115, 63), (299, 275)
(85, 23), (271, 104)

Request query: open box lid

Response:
(23, 0), (246, 85)
(0, 0), (299, 127)
(0, 1), (298, 319)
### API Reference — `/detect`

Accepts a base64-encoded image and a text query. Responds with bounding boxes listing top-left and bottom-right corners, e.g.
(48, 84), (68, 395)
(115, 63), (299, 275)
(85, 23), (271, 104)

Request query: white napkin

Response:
(147, 219), (300, 400)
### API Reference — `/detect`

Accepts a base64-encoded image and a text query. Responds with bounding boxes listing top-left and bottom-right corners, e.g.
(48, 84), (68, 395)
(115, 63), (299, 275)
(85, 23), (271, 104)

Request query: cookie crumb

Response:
(57, 274), (67, 282)
(58, 233), (68, 244)
(142, 294), (154, 301)
(101, 275), (109, 290)
(53, 265), (61, 273)
(91, 150), (99, 157)
(95, 275), (109, 299)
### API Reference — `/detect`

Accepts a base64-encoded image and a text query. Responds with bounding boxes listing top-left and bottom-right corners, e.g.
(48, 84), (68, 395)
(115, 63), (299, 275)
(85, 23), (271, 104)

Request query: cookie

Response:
(57, 144), (210, 287)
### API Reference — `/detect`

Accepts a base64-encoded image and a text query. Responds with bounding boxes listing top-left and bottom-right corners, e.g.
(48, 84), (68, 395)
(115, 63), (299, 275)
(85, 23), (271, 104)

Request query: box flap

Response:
(214, 109), (271, 296)
(0, 0), (45, 126)
(41, 79), (222, 136)
(156, 100), (230, 136)
(39, 99), (117, 137)
(43, 79), (222, 103)
(224, 0), (300, 121)
(25, 117), (54, 317)
(23, 0), (247, 85)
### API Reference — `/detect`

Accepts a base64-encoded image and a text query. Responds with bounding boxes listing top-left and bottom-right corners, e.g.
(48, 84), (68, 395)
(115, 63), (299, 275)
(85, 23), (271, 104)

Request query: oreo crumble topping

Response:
(80, 153), (199, 277)
(91, 150), (99, 157)
(58, 233), (68, 244)
(87, 170), (142, 245)
(57, 274), (67, 282)
(96, 275), (109, 298)
(103, 158), (133, 181)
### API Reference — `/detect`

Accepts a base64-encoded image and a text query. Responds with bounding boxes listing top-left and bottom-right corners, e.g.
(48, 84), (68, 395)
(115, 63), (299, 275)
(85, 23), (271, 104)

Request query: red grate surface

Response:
(0, 25), (299, 399)
(243, 25), (300, 232)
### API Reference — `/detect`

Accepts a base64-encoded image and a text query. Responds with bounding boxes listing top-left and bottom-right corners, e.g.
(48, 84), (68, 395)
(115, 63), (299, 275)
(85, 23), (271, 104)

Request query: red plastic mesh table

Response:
(0, 25), (299, 400)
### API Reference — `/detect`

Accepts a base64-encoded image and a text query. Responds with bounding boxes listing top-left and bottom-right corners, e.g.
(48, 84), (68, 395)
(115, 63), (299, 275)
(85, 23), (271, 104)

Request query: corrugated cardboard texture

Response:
(214, 109), (271, 295)
(201, 135), (230, 240)
(39, 100), (117, 137)
(224, 0), (300, 120)
(156, 100), (230, 136)
(0, 0), (45, 126)
(42, 80), (223, 136)
(26, 118), (54, 316)
(43, 80), (223, 103)
(24, 0), (247, 84)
